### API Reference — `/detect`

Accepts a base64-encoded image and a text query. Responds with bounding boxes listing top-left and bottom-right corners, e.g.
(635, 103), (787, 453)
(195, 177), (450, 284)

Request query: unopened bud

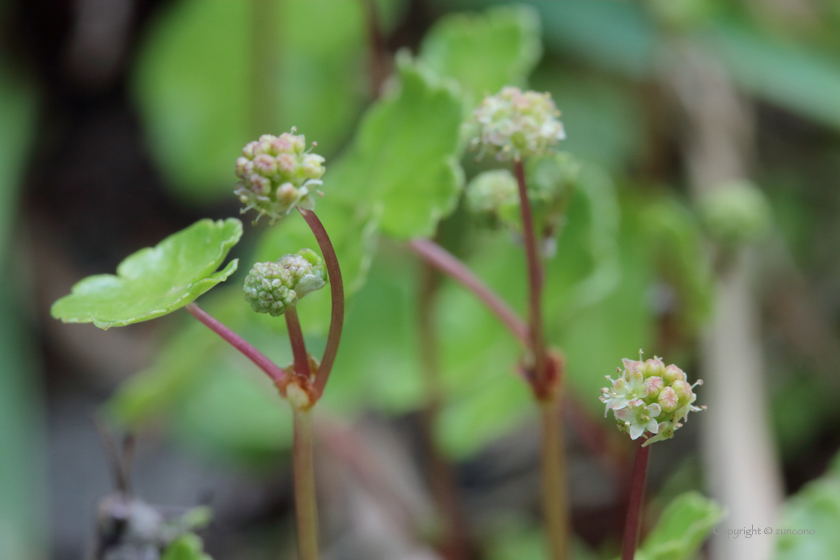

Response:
(658, 387), (679, 413)
(671, 380), (693, 405)
(663, 364), (687, 384)
(243, 249), (327, 317)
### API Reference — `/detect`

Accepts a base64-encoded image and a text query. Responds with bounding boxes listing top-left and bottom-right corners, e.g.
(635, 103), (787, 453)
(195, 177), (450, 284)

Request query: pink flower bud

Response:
(663, 364), (687, 384)
(645, 376), (664, 399)
(253, 154), (278, 177)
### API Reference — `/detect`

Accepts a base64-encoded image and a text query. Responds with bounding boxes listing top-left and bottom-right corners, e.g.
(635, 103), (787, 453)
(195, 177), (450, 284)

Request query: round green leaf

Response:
(51, 218), (242, 329)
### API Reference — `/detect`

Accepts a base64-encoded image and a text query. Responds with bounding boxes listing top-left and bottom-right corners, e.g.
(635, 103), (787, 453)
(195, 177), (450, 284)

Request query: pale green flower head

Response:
(465, 169), (519, 223)
(468, 86), (565, 161)
(698, 180), (771, 246)
(600, 351), (704, 445)
(234, 128), (325, 224)
(243, 249), (327, 317)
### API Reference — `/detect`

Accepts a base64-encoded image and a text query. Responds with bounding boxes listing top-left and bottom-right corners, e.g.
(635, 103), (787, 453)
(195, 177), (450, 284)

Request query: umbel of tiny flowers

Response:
(235, 128), (326, 224)
(243, 249), (327, 317)
(468, 86), (566, 161)
(600, 351), (704, 446)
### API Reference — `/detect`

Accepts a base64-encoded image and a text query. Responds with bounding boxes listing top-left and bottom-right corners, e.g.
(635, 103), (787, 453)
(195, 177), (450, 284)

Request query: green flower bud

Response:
(466, 169), (519, 225)
(671, 379), (693, 406)
(234, 129), (326, 224)
(698, 180), (772, 246)
(640, 357), (665, 378)
(468, 87), (565, 161)
(243, 249), (327, 317)
(658, 386), (679, 413)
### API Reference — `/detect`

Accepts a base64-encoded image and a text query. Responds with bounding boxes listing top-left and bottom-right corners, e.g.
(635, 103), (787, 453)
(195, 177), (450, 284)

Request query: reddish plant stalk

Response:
(184, 303), (286, 385)
(622, 442), (651, 560)
(408, 238), (529, 346)
(298, 208), (345, 397)
(513, 158), (548, 389)
(285, 307), (310, 379)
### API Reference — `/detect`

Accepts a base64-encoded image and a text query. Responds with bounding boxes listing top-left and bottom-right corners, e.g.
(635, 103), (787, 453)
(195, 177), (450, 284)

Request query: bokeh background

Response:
(2, 0), (840, 559)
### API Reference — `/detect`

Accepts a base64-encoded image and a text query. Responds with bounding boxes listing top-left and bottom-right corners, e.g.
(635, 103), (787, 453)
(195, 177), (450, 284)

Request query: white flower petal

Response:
(647, 403), (661, 417)
(629, 424), (645, 440)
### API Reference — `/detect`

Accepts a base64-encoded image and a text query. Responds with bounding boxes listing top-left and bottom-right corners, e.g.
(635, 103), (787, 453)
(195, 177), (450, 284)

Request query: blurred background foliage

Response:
(5, 0), (840, 558)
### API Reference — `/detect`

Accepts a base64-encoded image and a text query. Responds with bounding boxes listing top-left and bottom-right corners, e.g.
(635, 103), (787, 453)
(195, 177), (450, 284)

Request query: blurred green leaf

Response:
(532, 1), (656, 79)
(639, 194), (712, 336)
(108, 318), (226, 427)
(419, 5), (542, 106)
(0, 59), (44, 560)
(554, 192), (657, 411)
(776, 464), (840, 560)
(172, 361), (292, 464)
(330, 54), (464, 239)
(51, 219), (241, 329)
(162, 534), (212, 560)
(640, 491), (724, 560)
(134, 0), (367, 199)
(705, 22), (840, 130)
(531, 69), (646, 171)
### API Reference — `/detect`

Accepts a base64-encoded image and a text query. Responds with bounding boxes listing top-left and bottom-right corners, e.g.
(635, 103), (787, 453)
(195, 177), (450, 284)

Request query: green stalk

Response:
(540, 398), (569, 560)
(514, 158), (568, 560)
(293, 408), (320, 560)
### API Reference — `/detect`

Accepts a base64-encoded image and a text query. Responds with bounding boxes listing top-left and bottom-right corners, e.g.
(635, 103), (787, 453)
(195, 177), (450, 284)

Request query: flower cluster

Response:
(243, 249), (327, 317)
(468, 87), (566, 161)
(600, 352), (704, 445)
(234, 129), (325, 224)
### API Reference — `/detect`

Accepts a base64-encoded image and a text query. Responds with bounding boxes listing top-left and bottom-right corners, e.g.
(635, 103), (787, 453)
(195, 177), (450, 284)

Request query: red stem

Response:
(408, 238), (529, 347)
(285, 307), (310, 379)
(185, 303), (286, 385)
(513, 159), (548, 390)
(622, 442), (651, 560)
(298, 208), (345, 397)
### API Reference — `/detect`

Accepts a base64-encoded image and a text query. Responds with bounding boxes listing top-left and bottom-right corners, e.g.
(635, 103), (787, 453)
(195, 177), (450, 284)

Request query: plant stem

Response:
(298, 208), (345, 397)
(514, 159), (569, 560)
(285, 307), (310, 379)
(363, 0), (389, 97)
(293, 408), (320, 560)
(408, 238), (529, 346)
(184, 303), (286, 385)
(513, 159), (548, 389)
(417, 261), (471, 560)
(540, 397), (569, 560)
(621, 442), (651, 560)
